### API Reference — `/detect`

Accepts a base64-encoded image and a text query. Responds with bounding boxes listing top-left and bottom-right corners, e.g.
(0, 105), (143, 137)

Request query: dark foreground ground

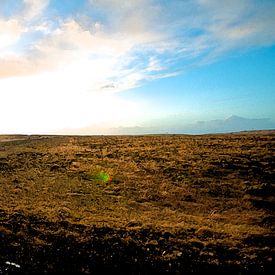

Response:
(0, 131), (274, 274)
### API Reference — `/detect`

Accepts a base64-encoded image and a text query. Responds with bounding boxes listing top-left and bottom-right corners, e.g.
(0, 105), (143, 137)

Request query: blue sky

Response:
(0, 0), (275, 134)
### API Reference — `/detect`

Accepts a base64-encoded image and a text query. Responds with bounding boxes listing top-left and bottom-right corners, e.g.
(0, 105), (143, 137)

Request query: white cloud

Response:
(2, 0), (274, 84)
(22, 0), (49, 20)
(0, 19), (25, 50)
(194, 0), (275, 52)
(0, 0), (275, 82)
(145, 57), (164, 72)
(0, 15), (165, 93)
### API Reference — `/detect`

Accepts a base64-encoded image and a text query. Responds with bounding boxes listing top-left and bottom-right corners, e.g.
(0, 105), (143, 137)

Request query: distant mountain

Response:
(181, 115), (275, 134)
(61, 115), (275, 135)
(108, 115), (275, 135)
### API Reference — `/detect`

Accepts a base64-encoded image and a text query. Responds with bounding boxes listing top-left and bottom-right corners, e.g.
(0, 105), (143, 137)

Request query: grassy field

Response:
(0, 132), (274, 274)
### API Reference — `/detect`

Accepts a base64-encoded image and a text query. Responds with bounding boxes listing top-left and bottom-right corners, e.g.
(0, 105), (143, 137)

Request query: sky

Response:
(0, 0), (275, 134)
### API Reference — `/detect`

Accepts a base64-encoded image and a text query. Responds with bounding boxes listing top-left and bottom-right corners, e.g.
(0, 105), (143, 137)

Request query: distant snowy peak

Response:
(225, 115), (246, 121)
(225, 115), (269, 122)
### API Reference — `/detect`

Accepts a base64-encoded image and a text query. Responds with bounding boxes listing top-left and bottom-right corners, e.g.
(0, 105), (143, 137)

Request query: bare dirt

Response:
(0, 131), (274, 274)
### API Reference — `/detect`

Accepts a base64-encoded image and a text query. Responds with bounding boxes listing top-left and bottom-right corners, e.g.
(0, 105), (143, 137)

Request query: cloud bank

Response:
(1, 0), (275, 91)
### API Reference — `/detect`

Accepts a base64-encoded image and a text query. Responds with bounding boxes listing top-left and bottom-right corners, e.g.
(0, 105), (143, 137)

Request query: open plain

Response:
(0, 131), (274, 274)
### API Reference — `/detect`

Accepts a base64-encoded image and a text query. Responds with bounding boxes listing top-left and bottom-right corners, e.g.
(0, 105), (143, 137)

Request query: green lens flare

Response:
(98, 172), (111, 182)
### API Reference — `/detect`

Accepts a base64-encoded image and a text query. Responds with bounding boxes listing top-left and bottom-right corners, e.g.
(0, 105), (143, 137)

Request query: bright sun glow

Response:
(0, 68), (141, 134)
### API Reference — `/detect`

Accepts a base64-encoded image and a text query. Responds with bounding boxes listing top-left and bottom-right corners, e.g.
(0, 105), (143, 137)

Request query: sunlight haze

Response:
(1, 0), (275, 134)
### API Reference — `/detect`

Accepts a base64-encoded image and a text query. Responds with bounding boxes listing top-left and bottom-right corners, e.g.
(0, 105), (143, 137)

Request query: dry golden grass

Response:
(0, 132), (274, 273)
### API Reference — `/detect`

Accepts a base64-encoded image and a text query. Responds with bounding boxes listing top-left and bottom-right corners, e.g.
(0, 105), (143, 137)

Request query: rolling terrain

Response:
(0, 132), (274, 274)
